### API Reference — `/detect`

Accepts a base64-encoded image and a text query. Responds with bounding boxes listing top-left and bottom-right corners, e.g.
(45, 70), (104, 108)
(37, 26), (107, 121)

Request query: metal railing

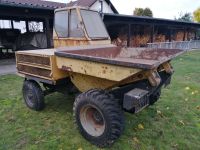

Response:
(147, 40), (200, 51)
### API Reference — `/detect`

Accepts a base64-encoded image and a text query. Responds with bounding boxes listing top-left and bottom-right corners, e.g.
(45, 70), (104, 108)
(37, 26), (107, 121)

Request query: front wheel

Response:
(73, 89), (125, 147)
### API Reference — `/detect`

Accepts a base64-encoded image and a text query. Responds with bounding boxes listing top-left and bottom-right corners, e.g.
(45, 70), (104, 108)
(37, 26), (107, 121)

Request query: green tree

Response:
(134, 8), (144, 16)
(133, 7), (153, 17)
(175, 12), (193, 22)
(193, 7), (200, 22)
(143, 8), (153, 17)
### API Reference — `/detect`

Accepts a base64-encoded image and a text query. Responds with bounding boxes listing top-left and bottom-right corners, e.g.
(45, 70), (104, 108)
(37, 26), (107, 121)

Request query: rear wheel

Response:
(73, 89), (124, 147)
(22, 80), (45, 111)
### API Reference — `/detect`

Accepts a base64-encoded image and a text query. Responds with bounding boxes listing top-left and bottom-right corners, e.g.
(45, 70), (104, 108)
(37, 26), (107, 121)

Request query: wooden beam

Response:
(25, 20), (29, 32)
(150, 25), (154, 43)
(45, 18), (51, 48)
(127, 24), (131, 47)
(183, 28), (186, 41)
(195, 30), (197, 40)
(11, 20), (14, 29)
(168, 28), (172, 42)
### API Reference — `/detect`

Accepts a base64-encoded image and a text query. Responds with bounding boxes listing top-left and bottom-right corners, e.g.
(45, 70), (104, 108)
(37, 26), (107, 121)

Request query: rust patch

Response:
(61, 66), (73, 72)
(17, 54), (50, 66)
(137, 74), (144, 79)
(18, 64), (51, 78)
(136, 49), (181, 60)
(62, 46), (121, 58)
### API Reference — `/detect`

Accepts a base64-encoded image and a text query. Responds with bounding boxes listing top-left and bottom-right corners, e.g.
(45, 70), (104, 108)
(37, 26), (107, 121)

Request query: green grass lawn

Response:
(0, 51), (200, 150)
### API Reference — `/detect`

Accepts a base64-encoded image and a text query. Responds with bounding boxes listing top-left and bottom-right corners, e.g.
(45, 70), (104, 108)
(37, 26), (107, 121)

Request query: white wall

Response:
(90, 0), (114, 14)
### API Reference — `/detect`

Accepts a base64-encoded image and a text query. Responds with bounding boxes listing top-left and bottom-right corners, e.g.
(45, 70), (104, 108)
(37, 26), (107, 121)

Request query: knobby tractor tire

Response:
(73, 89), (125, 147)
(22, 80), (45, 111)
(149, 89), (161, 105)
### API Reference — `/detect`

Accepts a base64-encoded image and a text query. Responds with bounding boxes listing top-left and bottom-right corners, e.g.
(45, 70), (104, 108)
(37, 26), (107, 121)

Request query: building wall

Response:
(90, 0), (114, 13)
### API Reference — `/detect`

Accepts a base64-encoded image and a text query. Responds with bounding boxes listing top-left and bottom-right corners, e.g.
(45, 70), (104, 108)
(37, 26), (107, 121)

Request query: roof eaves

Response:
(103, 13), (200, 27)
(0, 3), (55, 10)
(0, 1), (66, 10)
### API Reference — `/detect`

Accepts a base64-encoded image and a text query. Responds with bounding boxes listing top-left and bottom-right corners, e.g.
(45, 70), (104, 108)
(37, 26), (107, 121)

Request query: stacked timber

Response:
(175, 32), (184, 41)
(131, 35), (150, 47)
(154, 34), (165, 43)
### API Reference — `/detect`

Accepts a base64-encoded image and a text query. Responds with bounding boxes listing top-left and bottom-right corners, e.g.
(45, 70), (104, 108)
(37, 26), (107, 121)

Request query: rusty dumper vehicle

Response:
(16, 7), (184, 147)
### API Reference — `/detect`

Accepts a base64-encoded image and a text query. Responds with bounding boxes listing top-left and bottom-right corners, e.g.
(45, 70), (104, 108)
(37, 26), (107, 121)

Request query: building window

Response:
(0, 20), (12, 29)
(13, 21), (26, 33)
(28, 21), (44, 32)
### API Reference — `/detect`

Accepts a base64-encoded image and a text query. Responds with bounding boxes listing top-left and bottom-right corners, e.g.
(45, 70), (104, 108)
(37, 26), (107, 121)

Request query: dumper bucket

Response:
(55, 45), (184, 70)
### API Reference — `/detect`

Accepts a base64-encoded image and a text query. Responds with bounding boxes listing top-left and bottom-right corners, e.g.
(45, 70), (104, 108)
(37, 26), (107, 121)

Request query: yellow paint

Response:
(54, 39), (89, 48)
(50, 56), (69, 80)
(56, 56), (142, 82)
(16, 51), (68, 82)
(162, 62), (173, 74)
(70, 73), (117, 92)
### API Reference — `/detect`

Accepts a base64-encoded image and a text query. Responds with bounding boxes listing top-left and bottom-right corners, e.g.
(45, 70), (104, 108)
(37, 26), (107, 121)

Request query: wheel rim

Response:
(80, 105), (105, 137)
(25, 88), (35, 107)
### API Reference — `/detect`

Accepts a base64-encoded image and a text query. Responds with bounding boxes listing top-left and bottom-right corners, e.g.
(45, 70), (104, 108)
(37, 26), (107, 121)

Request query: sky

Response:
(49, 0), (200, 19)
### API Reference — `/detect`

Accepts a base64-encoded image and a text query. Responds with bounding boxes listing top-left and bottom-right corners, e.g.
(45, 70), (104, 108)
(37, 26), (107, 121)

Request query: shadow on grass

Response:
(44, 91), (158, 120)
(44, 93), (76, 114)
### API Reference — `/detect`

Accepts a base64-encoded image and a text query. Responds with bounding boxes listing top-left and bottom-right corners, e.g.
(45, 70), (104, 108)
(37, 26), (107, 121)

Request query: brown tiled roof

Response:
(67, 0), (96, 7)
(0, 0), (67, 10)
(67, 0), (118, 13)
